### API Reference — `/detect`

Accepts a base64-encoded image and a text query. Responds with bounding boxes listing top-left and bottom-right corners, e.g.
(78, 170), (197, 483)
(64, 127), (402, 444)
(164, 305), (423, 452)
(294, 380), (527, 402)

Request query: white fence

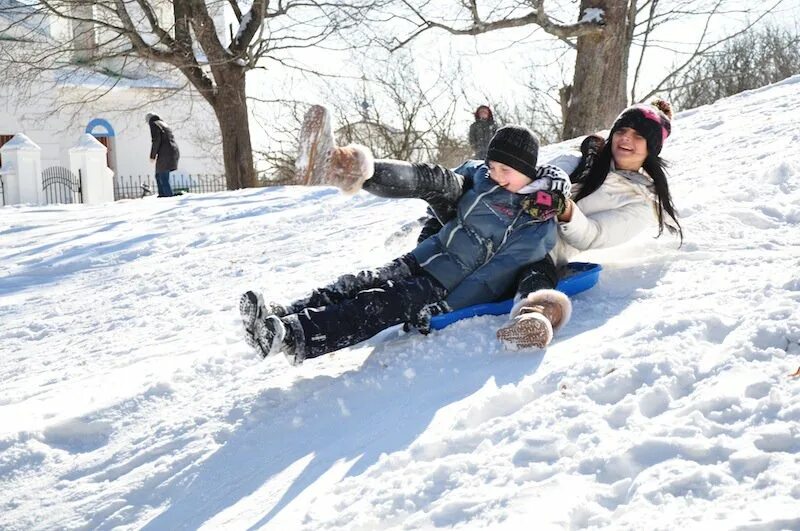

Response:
(0, 133), (113, 205)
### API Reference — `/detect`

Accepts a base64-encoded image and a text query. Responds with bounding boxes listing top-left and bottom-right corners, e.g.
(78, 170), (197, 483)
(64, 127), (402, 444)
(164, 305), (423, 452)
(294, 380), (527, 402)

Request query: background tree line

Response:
(667, 24), (800, 109)
(2, 1), (798, 188)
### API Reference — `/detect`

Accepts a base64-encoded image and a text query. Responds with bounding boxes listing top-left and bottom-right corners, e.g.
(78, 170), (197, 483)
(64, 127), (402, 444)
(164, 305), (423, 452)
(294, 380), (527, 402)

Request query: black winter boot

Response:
(251, 315), (289, 359)
(239, 291), (288, 349)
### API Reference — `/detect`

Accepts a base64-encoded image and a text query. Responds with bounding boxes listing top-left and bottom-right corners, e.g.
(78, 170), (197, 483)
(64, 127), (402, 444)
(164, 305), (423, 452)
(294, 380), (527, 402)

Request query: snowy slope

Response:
(1, 77), (799, 530)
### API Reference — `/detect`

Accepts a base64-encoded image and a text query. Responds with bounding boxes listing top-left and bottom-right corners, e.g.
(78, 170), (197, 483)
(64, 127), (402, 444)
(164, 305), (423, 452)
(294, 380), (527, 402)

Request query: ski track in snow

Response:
(1, 77), (800, 530)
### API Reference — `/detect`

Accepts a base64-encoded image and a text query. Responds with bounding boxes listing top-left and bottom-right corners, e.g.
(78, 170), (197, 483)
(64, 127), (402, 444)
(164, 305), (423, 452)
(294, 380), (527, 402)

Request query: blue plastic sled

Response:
(428, 262), (602, 331)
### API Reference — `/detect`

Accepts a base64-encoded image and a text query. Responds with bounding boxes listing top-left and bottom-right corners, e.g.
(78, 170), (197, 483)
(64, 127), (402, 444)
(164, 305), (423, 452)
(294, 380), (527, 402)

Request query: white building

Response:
(0, 0), (226, 203)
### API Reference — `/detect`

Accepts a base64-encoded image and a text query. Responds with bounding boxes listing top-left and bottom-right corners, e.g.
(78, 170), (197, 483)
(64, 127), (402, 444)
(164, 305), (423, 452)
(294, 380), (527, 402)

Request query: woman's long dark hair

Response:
(570, 141), (683, 243)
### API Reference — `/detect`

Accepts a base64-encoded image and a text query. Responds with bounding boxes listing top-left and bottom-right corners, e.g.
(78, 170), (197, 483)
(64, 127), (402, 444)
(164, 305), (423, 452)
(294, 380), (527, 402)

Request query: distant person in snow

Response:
(357, 98), (683, 349)
(468, 105), (497, 160)
(146, 113), (180, 198)
(239, 104), (572, 365)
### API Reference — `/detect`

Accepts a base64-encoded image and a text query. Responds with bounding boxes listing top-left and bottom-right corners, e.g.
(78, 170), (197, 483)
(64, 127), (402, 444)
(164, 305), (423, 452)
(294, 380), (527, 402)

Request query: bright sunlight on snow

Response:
(2, 77), (800, 530)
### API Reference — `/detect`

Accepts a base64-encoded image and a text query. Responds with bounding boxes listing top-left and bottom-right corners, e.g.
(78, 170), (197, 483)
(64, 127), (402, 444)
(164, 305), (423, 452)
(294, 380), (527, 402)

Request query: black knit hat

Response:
(609, 102), (672, 156)
(486, 125), (539, 180)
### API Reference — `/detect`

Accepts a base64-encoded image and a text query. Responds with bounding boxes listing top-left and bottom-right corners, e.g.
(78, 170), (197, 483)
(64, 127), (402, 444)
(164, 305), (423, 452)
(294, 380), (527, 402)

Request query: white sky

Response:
(244, 0), (800, 155)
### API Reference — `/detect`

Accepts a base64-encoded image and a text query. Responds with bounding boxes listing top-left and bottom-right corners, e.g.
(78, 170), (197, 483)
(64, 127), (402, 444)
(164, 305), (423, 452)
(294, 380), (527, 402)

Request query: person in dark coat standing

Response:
(468, 105), (497, 160)
(146, 113), (180, 197)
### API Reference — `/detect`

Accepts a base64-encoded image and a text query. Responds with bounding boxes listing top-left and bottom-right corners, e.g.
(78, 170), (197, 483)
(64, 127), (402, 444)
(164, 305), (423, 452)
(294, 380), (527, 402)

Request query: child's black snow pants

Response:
(282, 253), (448, 361)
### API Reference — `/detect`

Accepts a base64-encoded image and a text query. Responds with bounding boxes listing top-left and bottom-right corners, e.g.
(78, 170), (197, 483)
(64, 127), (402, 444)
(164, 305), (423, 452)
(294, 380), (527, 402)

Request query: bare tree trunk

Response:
(213, 70), (256, 189)
(563, 0), (634, 139)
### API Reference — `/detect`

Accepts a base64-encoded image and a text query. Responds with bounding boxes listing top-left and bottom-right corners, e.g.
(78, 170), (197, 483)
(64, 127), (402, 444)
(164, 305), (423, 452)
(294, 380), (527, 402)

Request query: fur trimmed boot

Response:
(496, 289), (572, 350)
(295, 105), (374, 195)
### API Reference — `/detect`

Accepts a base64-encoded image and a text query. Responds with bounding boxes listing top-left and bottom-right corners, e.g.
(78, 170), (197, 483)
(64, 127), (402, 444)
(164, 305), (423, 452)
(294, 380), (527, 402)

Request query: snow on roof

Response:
(0, 132), (40, 151)
(0, 0), (49, 37)
(69, 133), (107, 152)
(54, 68), (184, 91)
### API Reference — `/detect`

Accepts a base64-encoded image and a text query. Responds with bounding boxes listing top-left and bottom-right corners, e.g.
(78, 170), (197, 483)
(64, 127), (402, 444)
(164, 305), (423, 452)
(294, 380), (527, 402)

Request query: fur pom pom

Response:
(352, 143), (375, 181)
(329, 143), (375, 195)
(650, 97), (673, 119)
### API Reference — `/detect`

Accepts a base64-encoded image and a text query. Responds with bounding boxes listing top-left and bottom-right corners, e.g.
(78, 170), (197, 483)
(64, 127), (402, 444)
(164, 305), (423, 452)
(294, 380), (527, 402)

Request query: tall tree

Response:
(1, 0), (377, 189)
(378, 0), (786, 139)
(564, 0), (631, 138)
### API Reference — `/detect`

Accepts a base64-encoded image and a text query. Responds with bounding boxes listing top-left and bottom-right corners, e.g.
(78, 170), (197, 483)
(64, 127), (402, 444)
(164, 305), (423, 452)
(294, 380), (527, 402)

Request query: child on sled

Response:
(240, 105), (572, 365)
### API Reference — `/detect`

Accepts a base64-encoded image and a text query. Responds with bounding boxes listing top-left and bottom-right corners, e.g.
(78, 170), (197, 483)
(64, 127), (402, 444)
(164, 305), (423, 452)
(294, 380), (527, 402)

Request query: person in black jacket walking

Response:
(146, 113), (180, 197)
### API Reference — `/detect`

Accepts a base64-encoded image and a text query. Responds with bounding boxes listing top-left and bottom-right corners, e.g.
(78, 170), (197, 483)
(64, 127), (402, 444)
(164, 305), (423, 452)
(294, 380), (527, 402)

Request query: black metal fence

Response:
(42, 167), (82, 204)
(114, 174), (227, 200)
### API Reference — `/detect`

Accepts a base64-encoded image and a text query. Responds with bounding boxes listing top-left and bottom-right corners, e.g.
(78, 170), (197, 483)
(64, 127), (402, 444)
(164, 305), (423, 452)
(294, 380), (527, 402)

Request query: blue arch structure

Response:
(85, 118), (115, 137)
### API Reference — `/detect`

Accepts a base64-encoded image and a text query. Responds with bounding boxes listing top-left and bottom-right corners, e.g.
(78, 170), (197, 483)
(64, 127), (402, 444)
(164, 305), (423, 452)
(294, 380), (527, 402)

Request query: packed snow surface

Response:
(1, 77), (799, 530)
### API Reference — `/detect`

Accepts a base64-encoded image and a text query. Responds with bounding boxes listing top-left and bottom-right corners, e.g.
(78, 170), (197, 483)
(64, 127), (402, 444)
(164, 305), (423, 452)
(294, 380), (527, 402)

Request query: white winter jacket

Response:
(547, 152), (658, 267)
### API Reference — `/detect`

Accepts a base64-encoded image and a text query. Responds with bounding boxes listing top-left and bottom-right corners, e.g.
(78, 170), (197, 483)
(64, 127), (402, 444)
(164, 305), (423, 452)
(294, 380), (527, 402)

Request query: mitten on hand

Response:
(522, 190), (567, 221)
(581, 134), (605, 158)
(408, 300), (451, 335)
(523, 164), (570, 220)
(573, 134), (605, 184)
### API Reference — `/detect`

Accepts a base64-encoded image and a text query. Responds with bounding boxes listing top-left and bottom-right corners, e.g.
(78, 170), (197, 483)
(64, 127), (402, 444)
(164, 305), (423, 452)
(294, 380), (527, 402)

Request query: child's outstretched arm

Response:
(363, 160), (473, 225)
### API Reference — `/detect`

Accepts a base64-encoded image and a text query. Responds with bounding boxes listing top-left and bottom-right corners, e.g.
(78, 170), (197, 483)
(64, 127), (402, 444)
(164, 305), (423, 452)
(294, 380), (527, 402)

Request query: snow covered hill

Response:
(2, 77), (799, 530)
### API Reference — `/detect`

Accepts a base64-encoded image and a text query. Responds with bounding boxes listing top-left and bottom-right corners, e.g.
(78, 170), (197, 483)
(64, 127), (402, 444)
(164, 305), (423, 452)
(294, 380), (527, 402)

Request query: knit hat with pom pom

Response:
(609, 98), (673, 156)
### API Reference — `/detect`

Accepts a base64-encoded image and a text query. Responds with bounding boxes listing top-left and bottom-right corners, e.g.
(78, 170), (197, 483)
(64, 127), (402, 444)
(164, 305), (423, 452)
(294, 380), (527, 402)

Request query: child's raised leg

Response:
(240, 254), (435, 362)
(283, 272), (447, 363)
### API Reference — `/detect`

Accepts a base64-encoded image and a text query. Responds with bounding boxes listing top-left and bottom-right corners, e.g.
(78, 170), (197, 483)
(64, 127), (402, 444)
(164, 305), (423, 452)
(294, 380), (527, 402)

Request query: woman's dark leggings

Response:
(515, 255), (559, 297)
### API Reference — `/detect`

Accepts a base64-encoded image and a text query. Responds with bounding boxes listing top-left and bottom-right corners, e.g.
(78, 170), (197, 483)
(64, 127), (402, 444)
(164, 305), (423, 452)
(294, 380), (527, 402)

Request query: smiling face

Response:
(487, 161), (532, 193)
(611, 127), (648, 171)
